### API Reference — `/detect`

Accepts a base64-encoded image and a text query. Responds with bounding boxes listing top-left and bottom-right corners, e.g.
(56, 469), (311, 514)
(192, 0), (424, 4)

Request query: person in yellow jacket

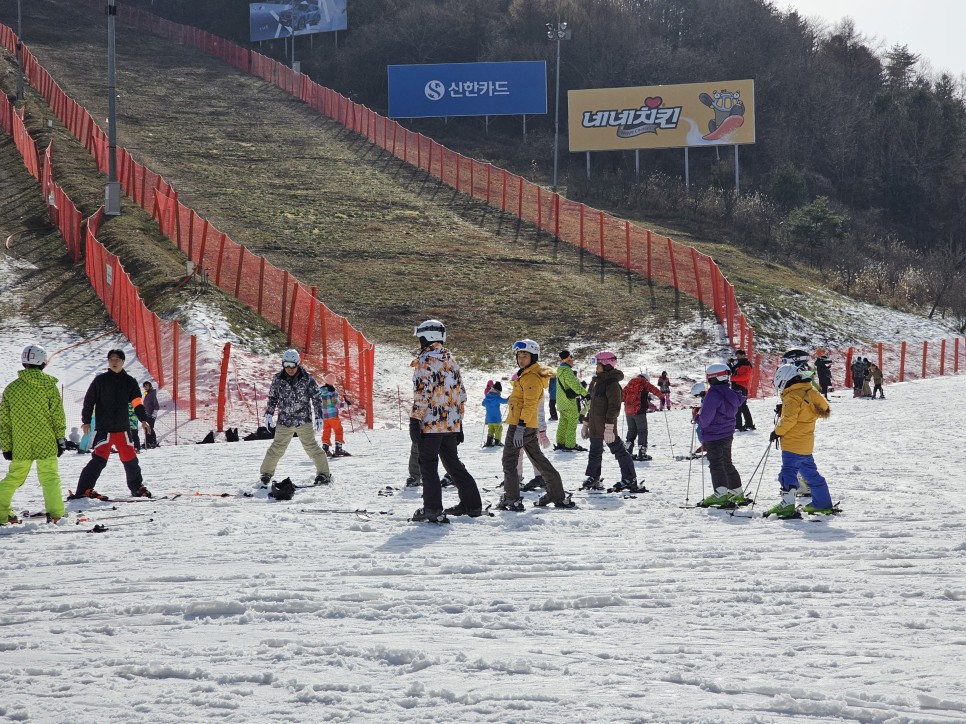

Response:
(0, 345), (67, 525)
(499, 339), (572, 510)
(765, 364), (835, 518)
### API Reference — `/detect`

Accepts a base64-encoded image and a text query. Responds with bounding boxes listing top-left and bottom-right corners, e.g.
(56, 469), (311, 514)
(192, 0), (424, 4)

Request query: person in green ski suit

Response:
(554, 350), (589, 451)
(0, 345), (67, 524)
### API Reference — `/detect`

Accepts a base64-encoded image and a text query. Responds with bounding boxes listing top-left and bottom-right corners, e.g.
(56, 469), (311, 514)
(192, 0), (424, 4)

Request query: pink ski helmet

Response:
(593, 350), (617, 366)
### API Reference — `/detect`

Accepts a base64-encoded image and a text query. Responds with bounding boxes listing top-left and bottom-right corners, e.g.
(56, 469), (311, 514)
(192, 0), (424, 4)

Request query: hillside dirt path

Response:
(3, 0), (705, 364)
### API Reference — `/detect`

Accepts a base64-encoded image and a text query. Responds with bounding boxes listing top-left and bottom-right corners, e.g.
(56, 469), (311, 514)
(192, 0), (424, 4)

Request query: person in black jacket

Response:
(71, 349), (153, 499)
(815, 355), (833, 396)
(142, 381), (160, 448)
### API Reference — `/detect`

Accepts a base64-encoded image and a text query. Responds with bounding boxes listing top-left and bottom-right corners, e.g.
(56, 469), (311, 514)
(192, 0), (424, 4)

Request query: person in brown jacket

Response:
(580, 351), (642, 493)
(868, 363), (885, 399)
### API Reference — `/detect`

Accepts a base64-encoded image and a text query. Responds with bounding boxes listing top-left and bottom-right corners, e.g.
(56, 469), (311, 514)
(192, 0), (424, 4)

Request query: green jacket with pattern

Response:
(0, 368), (66, 460)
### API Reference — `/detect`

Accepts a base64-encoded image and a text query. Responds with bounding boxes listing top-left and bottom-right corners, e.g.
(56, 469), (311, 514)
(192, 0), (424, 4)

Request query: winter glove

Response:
(769, 431), (780, 442)
(512, 426), (525, 449)
(264, 413), (275, 430)
(538, 430), (551, 449)
(580, 423), (590, 439)
(57, 439), (66, 457)
(314, 418), (324, 433)
(603, 423), (616, 444)
(409, 418), (422, 444)
(774, 404), (783, 416)
(2, 450), (11, 461)
(324, 384), (336, 392)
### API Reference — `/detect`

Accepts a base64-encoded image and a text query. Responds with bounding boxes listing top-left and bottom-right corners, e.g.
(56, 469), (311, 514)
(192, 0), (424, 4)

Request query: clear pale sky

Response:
(771, 1), (964, 78)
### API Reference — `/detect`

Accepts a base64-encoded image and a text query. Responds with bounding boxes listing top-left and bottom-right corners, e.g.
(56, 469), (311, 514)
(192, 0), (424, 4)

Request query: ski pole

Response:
(684, 422), (696, 504)
(700, 446), (706, 499)
(663, 410), (674, 459)
(740, 441), (773, 498)
(733, 443), (772, 518)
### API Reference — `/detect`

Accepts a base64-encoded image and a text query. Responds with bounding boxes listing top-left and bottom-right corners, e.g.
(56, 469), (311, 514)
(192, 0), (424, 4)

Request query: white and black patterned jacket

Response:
(266, 367), (324, 428)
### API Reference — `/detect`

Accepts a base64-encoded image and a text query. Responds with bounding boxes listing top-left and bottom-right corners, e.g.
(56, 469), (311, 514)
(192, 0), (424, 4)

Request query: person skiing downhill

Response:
(621, 372), (663, 461)
(72, 349), (153, 500)
(580, 351), (641, 493)
(259, 349), (332, 488)
(499, 339), (572, 510)
(696, 362), (747, 508)
(0, 345), (67, 524)
(409, 320), (483, 522)
(554, 350), (588, 452)
(765, 364), (836, 518)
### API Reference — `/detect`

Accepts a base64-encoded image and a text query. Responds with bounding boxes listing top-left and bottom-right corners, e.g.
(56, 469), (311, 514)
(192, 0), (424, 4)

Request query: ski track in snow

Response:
(2, 333), (965, 722)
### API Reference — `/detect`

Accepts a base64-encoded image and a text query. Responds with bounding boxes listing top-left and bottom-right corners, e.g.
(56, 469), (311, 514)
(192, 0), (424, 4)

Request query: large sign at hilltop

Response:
(568, 80), (756, 151)
(249, 1), (347, 41)
(387, 61), (547, 119)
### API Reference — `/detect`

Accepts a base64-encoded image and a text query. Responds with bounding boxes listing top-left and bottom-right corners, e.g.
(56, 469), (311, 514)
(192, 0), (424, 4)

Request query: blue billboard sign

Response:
(387, 61), (548, 119)
(249, 1), (347, 42)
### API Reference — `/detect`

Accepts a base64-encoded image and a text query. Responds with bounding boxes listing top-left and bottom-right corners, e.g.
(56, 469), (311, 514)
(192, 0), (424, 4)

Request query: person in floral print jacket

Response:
(409, 320), (483, 523)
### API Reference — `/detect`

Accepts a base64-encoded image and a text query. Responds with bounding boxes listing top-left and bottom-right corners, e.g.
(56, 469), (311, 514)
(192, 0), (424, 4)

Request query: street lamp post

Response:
(546, 20), (571, 193)
(105, 0), (121, 215)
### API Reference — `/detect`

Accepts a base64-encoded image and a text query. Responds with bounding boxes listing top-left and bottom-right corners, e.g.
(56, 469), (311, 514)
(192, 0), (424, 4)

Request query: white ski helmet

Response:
(414, 319), (446, 343)
(21, 344), (47, 367)
(690, 381), (707, 396)
(773, 363), (803, 392)
(512, 338), (540, 356)
(781, 348), (810, 369)
(281, 349), (301, 367)
(705, 362), (731, 383)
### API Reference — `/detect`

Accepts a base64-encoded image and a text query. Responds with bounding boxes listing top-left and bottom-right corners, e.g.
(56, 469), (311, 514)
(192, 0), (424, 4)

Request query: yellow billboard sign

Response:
(568, 80), (755, 151)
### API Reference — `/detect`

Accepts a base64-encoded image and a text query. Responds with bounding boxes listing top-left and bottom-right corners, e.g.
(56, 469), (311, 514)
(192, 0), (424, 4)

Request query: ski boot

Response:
(405, 476), (421, 488)
(4, 515), (22, 525)
(534, 492), (576, 508)
(802, 502), (839, 515)
(131, 485), (153, 498)
(314, 472), (333, 486)
(522, 475), (545, 492)
(333, 443), (351, 457)
(258, 473), (272, 488)
(322, 443), (333, 458)
(67, 488), (106, 501)
(411, 507), (448, 523)
(46, 513), (63, 524)
(440, 473), (455, 488)
(581, 476), (605, 491)
(634, 450), (652, 461)
(444, 502), (485, 518)
(495, 495), (525, 512)
(763, 489), (800, 519)
(483, 436), (494, 448)
(697, 486), (739, 508)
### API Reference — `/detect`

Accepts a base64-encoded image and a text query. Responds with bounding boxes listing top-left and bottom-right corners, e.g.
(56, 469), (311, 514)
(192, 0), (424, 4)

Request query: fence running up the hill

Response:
(0, 22), (375, 427)
(1, 92), (232, 430)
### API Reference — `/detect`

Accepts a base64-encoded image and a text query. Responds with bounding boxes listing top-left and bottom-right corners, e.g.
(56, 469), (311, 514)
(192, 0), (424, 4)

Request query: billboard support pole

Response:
(485, 115), (489, 136)
(685, 147), (690, 191)
(586, 152), (590, 180)
(734, 144), (740, 196)
(635, 150), (640, 179)
(522, 115), (526, 141)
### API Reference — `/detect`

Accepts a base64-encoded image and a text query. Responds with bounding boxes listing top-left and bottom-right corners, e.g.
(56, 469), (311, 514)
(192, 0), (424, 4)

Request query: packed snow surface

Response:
(1, 323), (965, 723)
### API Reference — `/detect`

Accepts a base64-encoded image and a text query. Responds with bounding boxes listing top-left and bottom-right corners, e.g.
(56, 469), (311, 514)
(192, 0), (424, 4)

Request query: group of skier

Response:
(0, 328), (838, 526)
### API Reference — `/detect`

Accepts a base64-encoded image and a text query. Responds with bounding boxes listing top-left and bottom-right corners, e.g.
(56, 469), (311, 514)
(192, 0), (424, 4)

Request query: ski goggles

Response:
(282, 361), (298, 369)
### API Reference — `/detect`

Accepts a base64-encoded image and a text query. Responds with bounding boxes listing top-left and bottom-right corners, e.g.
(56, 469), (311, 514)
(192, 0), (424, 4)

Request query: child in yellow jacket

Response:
(499, 339), (572, 510)
(765, 364), (835, 518)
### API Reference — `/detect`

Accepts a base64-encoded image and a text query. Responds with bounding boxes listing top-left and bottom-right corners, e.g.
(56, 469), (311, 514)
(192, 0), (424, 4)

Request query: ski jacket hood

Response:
(506, 363), (554, 429)
(586, 367), (625, 437)
(0, 368), (66, 460)
(698, 381), (743, 441)
(775, 382), (830, 455)
(411, 343), (466, 434)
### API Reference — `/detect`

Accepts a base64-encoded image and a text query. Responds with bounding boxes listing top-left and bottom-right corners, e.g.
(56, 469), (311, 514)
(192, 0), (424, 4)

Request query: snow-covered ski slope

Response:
(2, 327), (965, 722)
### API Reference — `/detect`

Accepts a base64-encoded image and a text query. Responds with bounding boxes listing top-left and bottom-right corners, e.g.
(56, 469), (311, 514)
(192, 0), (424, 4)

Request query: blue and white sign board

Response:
(387, 61), (547, 119)
(249, 1), (347, 42)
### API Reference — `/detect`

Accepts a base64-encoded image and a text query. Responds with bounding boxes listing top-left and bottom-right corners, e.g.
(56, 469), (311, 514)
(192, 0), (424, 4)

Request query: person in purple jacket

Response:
(696, 362), (747, 508)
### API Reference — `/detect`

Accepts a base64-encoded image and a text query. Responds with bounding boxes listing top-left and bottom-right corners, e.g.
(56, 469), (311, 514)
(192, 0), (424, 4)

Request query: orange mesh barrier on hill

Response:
(0, 21), (375, 425)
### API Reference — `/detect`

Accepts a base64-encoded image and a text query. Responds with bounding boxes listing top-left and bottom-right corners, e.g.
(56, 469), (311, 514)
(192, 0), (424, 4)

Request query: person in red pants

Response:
(71, 349), (153, 500)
